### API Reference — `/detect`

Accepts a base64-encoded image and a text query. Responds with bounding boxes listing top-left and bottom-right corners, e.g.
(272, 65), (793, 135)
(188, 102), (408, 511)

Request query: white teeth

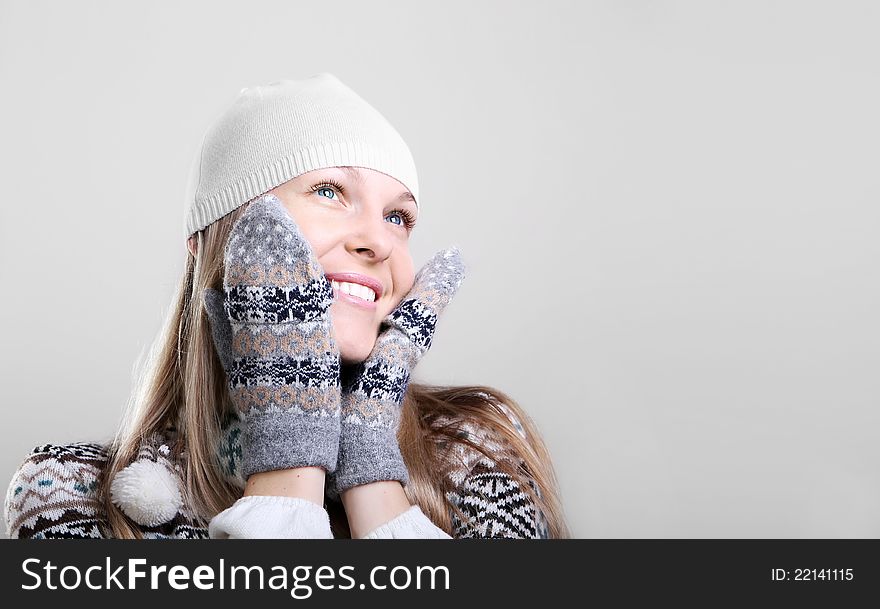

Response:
(330, 280), (376, 302)
(353, 283), (374, 301)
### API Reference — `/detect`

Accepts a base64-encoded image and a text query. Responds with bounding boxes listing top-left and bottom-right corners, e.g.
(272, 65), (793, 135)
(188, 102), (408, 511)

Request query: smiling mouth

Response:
(329, 280), (377, 303)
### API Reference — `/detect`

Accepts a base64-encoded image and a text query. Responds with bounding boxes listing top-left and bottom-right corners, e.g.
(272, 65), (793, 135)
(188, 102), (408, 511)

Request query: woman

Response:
(4, 74), (569, 539)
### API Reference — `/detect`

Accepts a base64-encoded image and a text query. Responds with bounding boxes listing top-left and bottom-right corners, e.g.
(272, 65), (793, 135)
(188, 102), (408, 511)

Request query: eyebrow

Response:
(336, 166), (417, 207)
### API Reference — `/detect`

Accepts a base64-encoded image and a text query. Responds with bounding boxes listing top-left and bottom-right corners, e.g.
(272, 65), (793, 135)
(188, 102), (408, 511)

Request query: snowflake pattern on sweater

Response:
(5, 406), (550, 539)
(438, 402), (551, 539)
(4, 442), (207, 539)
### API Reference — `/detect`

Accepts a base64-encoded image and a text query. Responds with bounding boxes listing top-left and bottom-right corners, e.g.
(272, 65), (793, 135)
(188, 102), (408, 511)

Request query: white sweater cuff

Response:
(362, 505), (453, 539)
(208, 495), (332, 539)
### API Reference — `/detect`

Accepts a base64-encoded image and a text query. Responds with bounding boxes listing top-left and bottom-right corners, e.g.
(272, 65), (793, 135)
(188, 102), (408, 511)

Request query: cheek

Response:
(280, 200), (330, 254)
(394, 260), (416, 303)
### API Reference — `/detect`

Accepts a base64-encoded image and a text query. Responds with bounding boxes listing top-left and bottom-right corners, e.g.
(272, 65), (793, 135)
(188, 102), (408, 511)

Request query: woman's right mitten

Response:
(202, 193), (341, 479)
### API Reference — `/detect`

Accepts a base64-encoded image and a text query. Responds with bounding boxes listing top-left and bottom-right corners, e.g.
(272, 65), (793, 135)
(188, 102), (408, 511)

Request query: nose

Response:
(345, 212), (394, 261)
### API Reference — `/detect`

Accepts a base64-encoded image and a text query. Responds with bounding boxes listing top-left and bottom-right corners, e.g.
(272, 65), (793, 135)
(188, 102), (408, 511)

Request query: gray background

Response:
(1, 0), (878, 539)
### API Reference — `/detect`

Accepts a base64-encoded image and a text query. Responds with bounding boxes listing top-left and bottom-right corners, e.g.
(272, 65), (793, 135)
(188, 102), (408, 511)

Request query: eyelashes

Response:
(309, 178), (347, 194)
(309, 180), (417, 231)
(388, 208), (417, 231)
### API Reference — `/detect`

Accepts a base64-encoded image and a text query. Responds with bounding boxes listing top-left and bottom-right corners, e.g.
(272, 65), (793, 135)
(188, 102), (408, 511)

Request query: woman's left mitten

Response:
(332, 247), (466, 495)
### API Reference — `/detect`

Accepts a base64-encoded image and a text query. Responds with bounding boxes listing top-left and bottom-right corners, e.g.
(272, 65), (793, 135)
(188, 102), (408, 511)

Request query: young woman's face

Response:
(267, 166), (418, 364)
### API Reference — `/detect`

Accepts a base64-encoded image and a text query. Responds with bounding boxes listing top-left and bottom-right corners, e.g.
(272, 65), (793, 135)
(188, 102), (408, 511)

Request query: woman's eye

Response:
(310, 180), (345, 201)
(310, 181), (415, 231)
(316, 187), (337, 200)
(386, 209), (417, 231)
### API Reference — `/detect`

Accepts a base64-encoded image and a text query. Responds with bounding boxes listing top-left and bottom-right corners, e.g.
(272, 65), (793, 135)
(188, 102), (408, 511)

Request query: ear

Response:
(187, 235), (198, 257)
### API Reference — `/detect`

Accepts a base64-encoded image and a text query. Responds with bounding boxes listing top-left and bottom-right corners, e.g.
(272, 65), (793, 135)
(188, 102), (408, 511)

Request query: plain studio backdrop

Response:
(1, 0), (878, 539)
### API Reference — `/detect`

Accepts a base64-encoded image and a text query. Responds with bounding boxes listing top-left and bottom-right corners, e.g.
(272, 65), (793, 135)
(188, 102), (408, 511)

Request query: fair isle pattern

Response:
(225, 283), (339, 400)
(228, 327), (337, 390)
(4, 442), (209, 539)
(336, 301), (435, 418)
(223, 194), (339, 403)
(5, 419), (548, 539)
(221, 194), (342, 477)
(333, 248), (466, 494)
(130, 432), (179, 478)
(217, 414), (246, 491)
(385, 247), (468, 358)
(339, 247), (465, 426)
(447, 463), (544, 538)
(385, 298), (437, 354)
(439, 402), (551, 539)
(217, 397), (550, 538)
(4, 443), (106, 539)
(225, 281), (334, 325)
(339, 358), (411, 423)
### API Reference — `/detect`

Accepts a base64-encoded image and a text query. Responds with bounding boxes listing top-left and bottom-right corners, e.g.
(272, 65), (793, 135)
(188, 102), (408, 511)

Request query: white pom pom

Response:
(110, 459), (183, 527)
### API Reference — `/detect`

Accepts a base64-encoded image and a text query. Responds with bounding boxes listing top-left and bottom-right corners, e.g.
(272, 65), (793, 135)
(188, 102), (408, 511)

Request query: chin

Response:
(335, 332), (377, 365)
(331, 308), (382, 365)
(339, 346), (373, 365)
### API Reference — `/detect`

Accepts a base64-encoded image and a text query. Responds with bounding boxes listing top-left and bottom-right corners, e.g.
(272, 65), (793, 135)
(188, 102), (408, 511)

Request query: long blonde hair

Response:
(98, 201), (569, 538)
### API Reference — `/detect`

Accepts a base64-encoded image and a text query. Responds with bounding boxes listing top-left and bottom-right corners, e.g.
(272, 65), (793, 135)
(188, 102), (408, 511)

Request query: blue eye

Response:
(313, 186), (338, 200)
(386, 210), (417, 231)
(309, 180), (416, 232)
(310, 180), (345, 200)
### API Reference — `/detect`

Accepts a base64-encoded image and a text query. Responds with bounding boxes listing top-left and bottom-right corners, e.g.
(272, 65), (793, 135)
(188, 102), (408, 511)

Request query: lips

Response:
(324, 272), (385, 300)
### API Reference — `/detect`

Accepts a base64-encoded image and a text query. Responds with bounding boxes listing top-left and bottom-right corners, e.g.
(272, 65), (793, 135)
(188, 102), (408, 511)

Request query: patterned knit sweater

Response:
(5, 404), (550, 539)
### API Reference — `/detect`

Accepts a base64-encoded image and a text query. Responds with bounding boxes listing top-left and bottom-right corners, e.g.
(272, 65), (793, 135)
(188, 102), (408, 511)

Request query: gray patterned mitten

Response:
(202, 193), (341, 479)
(331, 247), (466, 495)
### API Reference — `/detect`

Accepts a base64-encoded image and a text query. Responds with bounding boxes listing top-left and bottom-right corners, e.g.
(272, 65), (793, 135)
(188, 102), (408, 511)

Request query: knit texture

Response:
(332, 247), (466, 494)
(209, 193), (342, 478)
(361, 504), (451, 540)
(4, 443), (205, 539)
(208, 495), (333, 539)
(108, 433), (183, 527)
(184, 73), (419, 238)
(436, 401), (551, 539)
(5, 407), (549, 539)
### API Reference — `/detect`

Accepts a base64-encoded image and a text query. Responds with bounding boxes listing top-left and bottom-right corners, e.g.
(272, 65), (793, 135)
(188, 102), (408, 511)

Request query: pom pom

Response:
(110, 459), (183, 527)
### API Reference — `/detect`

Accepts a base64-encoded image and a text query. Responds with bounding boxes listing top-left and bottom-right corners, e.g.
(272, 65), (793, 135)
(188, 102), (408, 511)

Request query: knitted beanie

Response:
(183, 72), (420, 239)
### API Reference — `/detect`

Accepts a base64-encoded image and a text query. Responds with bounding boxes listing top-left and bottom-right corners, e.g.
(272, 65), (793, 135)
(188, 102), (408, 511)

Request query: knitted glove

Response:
(202, 193), (341, 479)
(330, 247), (466, 495)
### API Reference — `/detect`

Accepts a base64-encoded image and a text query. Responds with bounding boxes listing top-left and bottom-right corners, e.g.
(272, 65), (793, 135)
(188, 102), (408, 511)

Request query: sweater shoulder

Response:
(433, 401), (551, 539)
(4, 441), (111, 539)
(433, 399), (529, 486)
(5, 438), (210, 540)
(24, 441), (110, 463)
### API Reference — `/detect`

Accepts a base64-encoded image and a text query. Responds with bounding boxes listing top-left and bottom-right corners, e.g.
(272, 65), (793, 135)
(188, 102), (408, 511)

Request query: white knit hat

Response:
(183, 72), (419, 239)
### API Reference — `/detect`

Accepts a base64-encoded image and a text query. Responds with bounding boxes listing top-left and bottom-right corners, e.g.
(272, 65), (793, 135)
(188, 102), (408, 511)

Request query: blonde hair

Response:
(98, 201), (570, 538)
